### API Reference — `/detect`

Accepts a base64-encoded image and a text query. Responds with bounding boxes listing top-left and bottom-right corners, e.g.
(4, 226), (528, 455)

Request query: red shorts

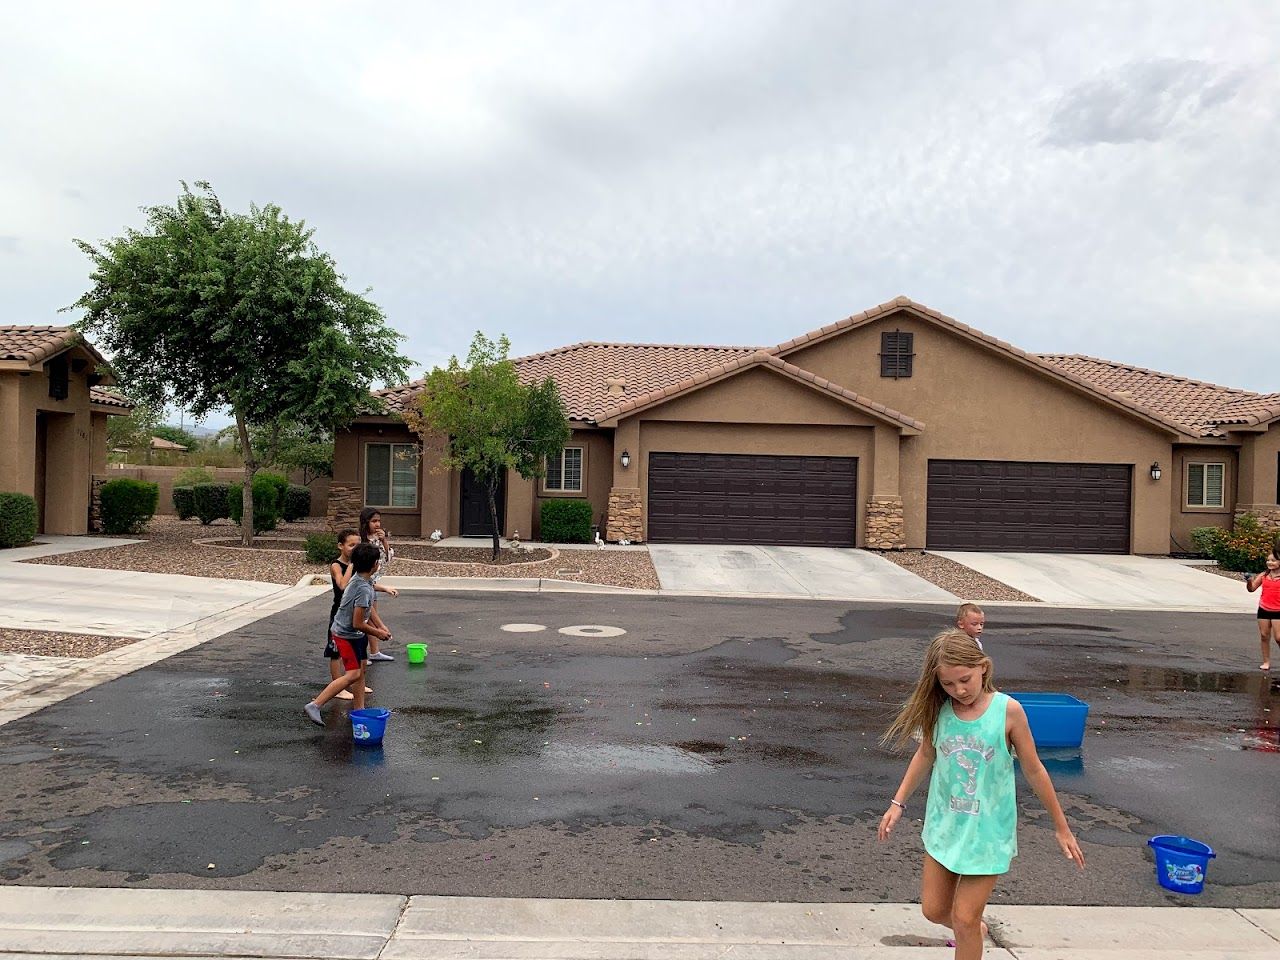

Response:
(331, 634), (367, 671)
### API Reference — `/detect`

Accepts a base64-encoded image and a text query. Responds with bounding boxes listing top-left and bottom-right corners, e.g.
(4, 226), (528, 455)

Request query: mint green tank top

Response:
(923, 691), (1018, 875)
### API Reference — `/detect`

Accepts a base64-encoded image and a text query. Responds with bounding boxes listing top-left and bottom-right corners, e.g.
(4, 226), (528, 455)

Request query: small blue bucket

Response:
(350, 707), (390, 746)
(1148, 835), (1215, 894)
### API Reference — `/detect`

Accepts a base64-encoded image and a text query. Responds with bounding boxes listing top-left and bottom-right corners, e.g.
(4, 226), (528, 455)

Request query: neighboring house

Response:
(330, 297), (1280, 554)
(0, 326), (132, 535)
(150, 436), (188, 452)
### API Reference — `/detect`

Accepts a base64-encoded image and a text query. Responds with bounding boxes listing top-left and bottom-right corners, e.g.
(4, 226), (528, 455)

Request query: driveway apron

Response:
(0, 544), (283, 638)
(649, 543), (957, 601)
(934, 552), (1258, 610)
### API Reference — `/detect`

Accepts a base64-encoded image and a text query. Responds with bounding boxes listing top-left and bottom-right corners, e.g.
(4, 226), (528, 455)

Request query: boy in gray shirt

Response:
(305, 543), (388, 725)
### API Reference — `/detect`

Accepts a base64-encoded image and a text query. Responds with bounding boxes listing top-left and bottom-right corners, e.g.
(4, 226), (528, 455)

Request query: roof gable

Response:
(772, 296), (1198, 439)
(0, 325), (107, 370)
(596, 350), (923, 432)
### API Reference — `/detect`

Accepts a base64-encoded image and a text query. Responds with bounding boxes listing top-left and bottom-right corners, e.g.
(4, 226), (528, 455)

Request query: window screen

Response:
(545, 447), (584, 492)
(1186, 462), (1224, 508)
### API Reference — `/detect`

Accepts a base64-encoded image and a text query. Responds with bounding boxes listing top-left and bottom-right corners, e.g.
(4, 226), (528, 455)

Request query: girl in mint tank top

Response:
(877, 630), (1085, 959)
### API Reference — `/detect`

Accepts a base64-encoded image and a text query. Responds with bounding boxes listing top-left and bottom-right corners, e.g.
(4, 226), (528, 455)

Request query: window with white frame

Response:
(365, 443), (418, 508)
(1186, 462), (1225, 508)
(545, 446), (584, 492)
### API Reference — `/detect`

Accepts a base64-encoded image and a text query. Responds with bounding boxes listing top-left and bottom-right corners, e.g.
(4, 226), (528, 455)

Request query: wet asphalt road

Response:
(0, 591), (1277, 906)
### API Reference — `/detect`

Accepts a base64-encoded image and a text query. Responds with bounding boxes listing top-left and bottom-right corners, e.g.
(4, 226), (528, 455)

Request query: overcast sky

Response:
(3, 2), (1277, 427)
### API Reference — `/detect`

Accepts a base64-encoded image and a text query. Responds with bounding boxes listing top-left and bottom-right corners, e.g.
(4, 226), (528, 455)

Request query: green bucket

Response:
(406, 643), (428, 664)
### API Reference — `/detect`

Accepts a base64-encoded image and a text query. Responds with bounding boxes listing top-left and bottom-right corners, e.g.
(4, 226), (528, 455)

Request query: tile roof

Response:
(89, 386), (133, 410)
(0, 325), (83, 365)
(596, 350), (924, 431)
(1035, 355), (1272, 436)
(376, 342), (759, 420)
(373, 297), (1276, 438)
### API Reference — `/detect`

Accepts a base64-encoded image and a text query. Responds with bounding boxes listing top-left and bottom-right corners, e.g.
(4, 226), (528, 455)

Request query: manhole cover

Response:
(501, 623), (547, 633)
(558, 625), (627, 638)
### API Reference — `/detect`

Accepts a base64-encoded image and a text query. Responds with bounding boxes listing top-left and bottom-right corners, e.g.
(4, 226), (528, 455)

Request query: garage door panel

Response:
(927, 459), (1131, 553)
(648, 452), (857, 546)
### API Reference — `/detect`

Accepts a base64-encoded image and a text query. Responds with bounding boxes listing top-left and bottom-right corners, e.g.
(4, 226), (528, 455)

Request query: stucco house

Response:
(330, 297), (1280, 554)
(0, 326), (132, 535)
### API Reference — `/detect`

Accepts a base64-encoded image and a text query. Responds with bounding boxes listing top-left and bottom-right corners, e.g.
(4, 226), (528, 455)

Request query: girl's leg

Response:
(920, 854), (959, 930)
(951, 873), (998, 960)
(329, 658), (355, 699)
(1260, 619), (1272, 670)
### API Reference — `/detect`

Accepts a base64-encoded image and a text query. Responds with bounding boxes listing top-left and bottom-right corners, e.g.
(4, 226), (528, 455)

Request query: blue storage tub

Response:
(1007, 692), (1089, 748)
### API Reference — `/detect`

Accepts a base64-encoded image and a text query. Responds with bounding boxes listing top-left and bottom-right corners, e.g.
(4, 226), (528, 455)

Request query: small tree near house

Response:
(71, 181), (410, 545)
(405, 332), (570, 561)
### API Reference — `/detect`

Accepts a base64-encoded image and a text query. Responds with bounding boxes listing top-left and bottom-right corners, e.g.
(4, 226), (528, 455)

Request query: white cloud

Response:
(1, 0), (1278, 396)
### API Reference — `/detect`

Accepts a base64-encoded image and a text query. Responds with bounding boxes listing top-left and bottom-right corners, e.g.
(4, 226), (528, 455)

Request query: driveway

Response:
(0, 537), (286, 638)
(649, 543), (956, 602)
(934, 552), (1258, 611)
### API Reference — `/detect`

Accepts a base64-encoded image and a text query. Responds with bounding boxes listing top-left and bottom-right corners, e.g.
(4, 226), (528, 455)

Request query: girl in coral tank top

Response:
(1246, 549), (1280, 671)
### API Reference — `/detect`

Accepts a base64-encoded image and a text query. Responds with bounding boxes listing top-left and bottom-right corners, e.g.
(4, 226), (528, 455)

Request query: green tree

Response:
(218, 420), (334, 485)
(71, 181), (410, 545)
(405, 332), (570, 560)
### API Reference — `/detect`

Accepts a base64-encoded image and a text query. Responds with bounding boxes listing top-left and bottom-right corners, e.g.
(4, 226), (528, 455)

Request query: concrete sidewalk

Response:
(0, 887), (1274, 958)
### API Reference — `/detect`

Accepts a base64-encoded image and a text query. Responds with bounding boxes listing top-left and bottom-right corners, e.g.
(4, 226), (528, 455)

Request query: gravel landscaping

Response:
(876, 549), (1039, 602)
(22, 517), (661, 590)
(0, 628), (137, 659)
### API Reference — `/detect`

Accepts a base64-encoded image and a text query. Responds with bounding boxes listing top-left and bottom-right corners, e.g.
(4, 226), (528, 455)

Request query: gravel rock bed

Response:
(0, 628), (137, 659)
(875, 550), (1039, 603)
(1190, 563), (1252, 582)
(23, 517), (660, 590)
(198, 538), (555, 565)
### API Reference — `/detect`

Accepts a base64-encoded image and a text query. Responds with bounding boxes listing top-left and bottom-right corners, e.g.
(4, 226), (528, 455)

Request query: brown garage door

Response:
(647, 452), (857, 546)
(927, 459), (1131, 553)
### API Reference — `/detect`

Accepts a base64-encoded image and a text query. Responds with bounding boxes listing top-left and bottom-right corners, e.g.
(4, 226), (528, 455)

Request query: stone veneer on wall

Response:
(89, 476), (108, 532)
(605, 487), (643, 543)
(1239, 505), (1280, 538)
(327, 482), (363, 531)
(864, 495), (906, 550)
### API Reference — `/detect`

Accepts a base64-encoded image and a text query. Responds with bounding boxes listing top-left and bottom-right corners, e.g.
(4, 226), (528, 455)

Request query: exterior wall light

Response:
(620, 449), (631, 469)
(1149, 462), (1162, 481)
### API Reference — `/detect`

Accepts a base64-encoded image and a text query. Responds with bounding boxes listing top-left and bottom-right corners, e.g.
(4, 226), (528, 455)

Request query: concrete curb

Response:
(0, 887), (1274, 958)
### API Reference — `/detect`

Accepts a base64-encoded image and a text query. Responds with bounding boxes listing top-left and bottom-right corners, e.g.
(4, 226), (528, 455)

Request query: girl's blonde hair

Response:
(882, 629), (995, 751)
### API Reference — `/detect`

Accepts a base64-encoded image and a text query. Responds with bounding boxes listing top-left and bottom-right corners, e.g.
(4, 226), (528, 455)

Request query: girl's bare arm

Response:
(878, 740), (935, 841)
(1008, 701), (1086, 869)
(330, 561), (354, 590)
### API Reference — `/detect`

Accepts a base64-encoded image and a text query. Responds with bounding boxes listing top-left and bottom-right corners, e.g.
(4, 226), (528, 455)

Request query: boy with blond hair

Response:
(955, 602), (985, 650)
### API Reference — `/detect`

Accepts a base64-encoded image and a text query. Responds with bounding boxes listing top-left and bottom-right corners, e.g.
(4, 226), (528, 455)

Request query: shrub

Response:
(258, 471), (290, 512)
(0, 492), (39, 548)
(540, 498), (593, 543)
(283, 485), (312, 523)
(192, 482), (232, 525)
(174, 466), (215, 488)
(172, 485), (196, 520)
(1195, 514), (1277, 572)
(229, 474), (282, 533)
(305, 532), (339, 565)
(99, 477), (159, 535)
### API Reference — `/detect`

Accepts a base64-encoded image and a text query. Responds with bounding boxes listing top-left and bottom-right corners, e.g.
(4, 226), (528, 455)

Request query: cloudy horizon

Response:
(3, 1), (1277, 427)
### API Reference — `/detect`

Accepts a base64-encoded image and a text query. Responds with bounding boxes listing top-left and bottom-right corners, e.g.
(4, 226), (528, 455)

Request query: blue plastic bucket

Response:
(350, 707), (390, 746)
(1148, 835), (1215, 894)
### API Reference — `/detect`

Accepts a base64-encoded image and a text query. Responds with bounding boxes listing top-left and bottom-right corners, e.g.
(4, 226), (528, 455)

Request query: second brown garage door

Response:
(647, 452), (857, 546)
(927, 459), (1131, 553)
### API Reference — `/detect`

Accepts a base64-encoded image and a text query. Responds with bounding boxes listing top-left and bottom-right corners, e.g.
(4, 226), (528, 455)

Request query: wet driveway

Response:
(0, 592), (1276, 906)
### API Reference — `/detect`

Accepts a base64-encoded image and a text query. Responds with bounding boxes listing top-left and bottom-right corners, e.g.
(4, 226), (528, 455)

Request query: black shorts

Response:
(1259, 608), (1280, 621)
(323, 634), (341, 659)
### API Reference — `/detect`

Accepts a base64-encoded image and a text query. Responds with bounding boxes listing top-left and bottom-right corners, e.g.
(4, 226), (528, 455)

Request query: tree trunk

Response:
(234, 410), (257, 548)
(487, 478), (501, 562)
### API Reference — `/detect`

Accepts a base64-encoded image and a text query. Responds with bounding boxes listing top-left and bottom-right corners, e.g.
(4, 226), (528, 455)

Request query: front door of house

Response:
(460, 467), (506, 537)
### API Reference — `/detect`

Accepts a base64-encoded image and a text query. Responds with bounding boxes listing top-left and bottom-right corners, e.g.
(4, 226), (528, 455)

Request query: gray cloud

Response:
(0, 236), (19, 254)
(1044, 59), (1250, 147)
